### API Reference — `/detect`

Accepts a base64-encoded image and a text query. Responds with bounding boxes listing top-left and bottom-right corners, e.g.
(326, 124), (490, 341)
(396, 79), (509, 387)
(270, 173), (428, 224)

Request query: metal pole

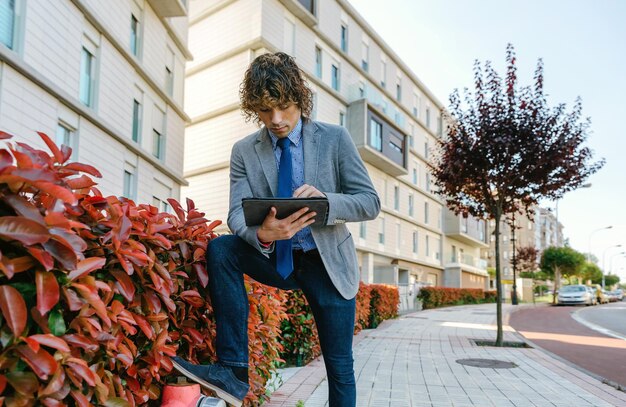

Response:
(511, 213), (518, 305)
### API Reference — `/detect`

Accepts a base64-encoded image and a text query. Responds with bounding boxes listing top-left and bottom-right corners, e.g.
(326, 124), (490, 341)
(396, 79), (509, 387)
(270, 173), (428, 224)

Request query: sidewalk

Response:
(265, 303), (626, 407)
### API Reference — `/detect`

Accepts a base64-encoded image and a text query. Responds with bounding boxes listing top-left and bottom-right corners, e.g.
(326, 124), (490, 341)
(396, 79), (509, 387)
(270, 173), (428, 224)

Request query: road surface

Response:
(509, 302), (626, 388)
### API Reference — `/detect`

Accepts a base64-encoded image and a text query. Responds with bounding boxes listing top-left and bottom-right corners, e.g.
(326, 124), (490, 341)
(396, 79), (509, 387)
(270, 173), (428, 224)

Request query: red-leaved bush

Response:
(354, 282), (371, 334)
(417, 286), (497, 309)
(368, 284), (399, 328)
(0, 132), (285, 406)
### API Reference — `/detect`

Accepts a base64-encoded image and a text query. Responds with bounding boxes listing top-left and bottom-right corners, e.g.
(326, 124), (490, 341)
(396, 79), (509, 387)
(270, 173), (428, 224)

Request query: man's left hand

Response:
(293, 184), (325, 198)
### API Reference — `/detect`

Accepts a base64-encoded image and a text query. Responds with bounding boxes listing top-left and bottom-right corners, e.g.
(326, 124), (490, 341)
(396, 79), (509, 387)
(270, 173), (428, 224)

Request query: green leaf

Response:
(48, 309), (66, 336)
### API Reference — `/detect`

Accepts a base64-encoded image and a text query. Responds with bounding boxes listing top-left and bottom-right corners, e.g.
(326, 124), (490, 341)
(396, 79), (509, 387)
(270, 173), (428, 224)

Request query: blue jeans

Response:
(206, 234), (356, 407)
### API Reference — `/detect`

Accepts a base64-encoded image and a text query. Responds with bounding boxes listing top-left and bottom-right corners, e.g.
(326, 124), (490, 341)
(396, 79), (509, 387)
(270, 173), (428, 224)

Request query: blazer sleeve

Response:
(324, 127), (381, 225)
(226, 142), (271, 256)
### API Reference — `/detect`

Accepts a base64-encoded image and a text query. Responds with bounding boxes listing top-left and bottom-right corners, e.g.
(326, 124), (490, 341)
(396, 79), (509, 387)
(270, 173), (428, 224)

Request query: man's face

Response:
(256, 103), (302, 138)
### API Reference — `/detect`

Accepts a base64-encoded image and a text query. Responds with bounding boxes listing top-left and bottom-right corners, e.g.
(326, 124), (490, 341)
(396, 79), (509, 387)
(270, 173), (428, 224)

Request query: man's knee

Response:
(207, 235), (242, 266)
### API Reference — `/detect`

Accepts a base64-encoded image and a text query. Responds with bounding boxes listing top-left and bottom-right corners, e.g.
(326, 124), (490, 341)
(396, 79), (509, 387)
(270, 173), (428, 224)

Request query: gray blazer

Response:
(227, 119), (381, 299)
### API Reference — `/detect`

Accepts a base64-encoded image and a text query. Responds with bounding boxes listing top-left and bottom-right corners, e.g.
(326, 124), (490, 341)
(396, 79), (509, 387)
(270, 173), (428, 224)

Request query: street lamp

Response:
(510, 213), (518, 305)
(602, 244), (623, 289)
(588, 225), (613, 263)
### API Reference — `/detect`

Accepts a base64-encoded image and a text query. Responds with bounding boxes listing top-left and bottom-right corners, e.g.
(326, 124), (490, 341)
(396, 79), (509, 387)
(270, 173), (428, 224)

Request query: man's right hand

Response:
(257, 207), (317, 243)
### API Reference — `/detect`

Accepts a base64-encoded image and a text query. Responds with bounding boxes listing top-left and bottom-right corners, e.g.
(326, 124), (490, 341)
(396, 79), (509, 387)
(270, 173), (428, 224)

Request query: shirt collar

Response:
(268, 118), (303, 149)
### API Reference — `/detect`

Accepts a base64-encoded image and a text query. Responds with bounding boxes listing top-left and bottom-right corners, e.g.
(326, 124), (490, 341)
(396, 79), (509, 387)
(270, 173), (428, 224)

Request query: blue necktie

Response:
(276, 137), (293, 279)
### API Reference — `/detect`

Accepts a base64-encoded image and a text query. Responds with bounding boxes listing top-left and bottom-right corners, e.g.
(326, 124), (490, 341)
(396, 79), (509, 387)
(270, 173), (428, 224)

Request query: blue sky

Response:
(348, 0), (626, 282)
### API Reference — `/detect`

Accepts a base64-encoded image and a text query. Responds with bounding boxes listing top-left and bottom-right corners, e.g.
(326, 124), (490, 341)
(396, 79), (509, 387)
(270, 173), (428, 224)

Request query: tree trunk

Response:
(552, 266), (561, 305)
(494, 210), (504, 346)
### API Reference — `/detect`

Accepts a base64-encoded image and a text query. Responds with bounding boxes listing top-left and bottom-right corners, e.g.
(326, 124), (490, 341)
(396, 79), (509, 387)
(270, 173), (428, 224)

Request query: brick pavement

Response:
(264, 303), (626, 407)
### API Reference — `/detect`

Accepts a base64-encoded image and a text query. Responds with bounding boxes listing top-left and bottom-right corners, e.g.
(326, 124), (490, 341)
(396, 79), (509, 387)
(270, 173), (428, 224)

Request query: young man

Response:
(172, 52), (380, 407)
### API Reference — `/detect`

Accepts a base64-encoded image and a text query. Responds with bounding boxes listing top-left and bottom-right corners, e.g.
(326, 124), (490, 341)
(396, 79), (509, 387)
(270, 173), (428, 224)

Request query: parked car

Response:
(606, 290), (621, 302)
(595, 286), (610, 304)
(557, 285), (595, 306)
(613, 288), (624, 301)
(586, 286), (598, 305)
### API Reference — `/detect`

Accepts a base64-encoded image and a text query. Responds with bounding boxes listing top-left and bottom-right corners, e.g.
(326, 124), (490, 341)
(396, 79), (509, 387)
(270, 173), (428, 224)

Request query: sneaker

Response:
(171, 356), (249, 407)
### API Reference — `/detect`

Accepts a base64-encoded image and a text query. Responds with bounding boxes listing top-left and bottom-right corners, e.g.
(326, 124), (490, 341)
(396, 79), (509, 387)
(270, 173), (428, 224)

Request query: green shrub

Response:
(417, 286), (496, 309)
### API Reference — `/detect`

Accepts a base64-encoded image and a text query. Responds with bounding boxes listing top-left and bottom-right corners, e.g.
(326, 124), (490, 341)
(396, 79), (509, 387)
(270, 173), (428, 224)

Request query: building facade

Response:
(182, 0), (489, 308)
(0, 0), (191, 208)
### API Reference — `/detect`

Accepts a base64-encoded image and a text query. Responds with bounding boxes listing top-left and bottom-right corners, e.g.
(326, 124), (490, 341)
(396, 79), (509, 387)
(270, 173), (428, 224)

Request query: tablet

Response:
(242, 197), (329, 226)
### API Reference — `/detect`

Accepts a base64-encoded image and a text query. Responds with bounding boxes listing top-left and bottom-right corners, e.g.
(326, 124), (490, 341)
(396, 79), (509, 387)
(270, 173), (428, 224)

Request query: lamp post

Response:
(588, 226), (613, 263)
(602, 244), (623, 289)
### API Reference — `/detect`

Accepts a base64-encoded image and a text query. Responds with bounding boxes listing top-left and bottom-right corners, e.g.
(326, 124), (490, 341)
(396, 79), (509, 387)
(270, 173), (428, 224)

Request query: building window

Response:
(396, 224), (401, 249)
(437, 115), (443, 136)
(123, 167), (136, 200)
(426, 235), (430, 257)
(424, 202), (429, 224)
(339, 112), (345, 127)
(297, 0), (315, 15)
(408, 194), (414, 217)
(315, 46), (322, 78)
(359, 221), (366, 239)
(340, 24), (348, 52)
(79, 47), (95, 107)
(0, 0), (15, 49)
(396, 76), (402, 102)
(369, 118), (382, 151)
(426, 107), (431, 128)
(130, 14), (140, 56)
(380, 59), (386, 88)
(55, 123), (76, 160)
(409, 124), (414, 148)
(424, 140), (429, 159)
(413, 93), (419, 117)
(379, 218), (385, 244)
(412, 231), (418, 254)
(165, 48), (174, 97)
(153, 129), (163, 159)
(425, 173), (431, 192)
(412, 165), (417, 185)
(361, 42), (369, 72)
(132, 99), (141, 143)
(152, 196), (170, 213)
(331, 63), (339, 91)
(393, 186), (399, 210)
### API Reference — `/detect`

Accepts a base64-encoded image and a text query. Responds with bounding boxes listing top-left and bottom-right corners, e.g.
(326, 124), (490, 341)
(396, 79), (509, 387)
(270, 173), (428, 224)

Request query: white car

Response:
(557, 285), (595, 306)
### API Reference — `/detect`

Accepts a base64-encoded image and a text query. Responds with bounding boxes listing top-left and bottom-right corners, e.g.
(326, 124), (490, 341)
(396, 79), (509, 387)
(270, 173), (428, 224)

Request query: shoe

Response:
(171, 356), (249, 407)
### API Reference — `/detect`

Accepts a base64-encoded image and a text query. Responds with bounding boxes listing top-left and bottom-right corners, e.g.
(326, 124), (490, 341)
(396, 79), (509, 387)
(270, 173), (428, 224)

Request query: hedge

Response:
(417, 286), (497, 309)
(0, 132), (401, 405)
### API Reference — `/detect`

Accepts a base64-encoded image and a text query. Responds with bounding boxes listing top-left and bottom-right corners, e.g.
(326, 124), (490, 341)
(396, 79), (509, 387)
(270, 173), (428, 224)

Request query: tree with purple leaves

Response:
(430, 44), (604, 346)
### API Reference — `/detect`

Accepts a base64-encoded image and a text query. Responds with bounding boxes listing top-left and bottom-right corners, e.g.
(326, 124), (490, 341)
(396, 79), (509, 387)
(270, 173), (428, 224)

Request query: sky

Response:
(348, 0), (626, 283)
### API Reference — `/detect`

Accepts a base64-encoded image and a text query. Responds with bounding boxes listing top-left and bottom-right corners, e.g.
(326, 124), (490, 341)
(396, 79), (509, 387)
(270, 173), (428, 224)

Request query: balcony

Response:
(348, 83), (406, 129)
(278, 0), (318, 27)
(444, 210), (488, 247)
(347, 99), (407, 177)
(147, 0), (187, 18)
(447, 254), (488, 271)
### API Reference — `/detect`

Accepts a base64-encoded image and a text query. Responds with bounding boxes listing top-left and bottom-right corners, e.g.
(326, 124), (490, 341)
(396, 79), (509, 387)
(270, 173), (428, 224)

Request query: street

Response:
(576, 302), (626, 339)
(509, 303), (626, 389)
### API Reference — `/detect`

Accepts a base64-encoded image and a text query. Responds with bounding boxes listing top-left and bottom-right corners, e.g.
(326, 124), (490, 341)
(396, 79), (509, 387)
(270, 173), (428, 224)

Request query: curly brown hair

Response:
(240, 52), (313, 125)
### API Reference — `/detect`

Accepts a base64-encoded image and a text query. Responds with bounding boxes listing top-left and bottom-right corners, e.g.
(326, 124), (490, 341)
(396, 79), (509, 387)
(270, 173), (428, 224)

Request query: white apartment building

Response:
(0, 0), (191, 208)
(182, 0), (489, 303)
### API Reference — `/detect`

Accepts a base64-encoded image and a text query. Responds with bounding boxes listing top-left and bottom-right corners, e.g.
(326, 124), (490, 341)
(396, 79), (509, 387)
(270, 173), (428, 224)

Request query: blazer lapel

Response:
(303, 120), (320, 187)
(254, 127), (278, 197)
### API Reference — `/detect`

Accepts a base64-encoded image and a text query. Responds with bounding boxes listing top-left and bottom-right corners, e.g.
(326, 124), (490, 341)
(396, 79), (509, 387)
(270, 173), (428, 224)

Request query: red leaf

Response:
(3, 194), (46, 224)
(112, 215), (131, 248)
(71, 283), (111, 326)
(110, 269), (135, 302)
(0, 130), (14, 139)
(36, 270), (60, 315)
(207, 219), (222, 232)
(0, 255), (36, 279)
(66, 174), (97, 190)
(62, 334), (99, 352)
(39, 366), (66, 397)
(32, 181), (78, 205)
(186, 197), (195, 211)
(38, 132), (64, 163)
(62, 287), (83, 311)
(131, 313), (154, 339)
(0, 149), (13, 171)
(0, 374), (6, 393)
(63, 162), (102, 177)
(65, 359), (96, 386)
(5, 371), (38, 396)
(180, 290), (205, 307)
(43, 238), (77, 271)
(27, 246), (54, 271)
(70, 389), (91, 407)
(142, 290), (161, 314)
(193, 263), (209, 288)
(167, 198), (186, 222)
(0, 216), (49, 245)
(26, 334), (70, 353)
(68, 257), (106, 281)
(0, 285), (27, 337)
(16, 345), (58, 380)
(12, 168), (57, 183)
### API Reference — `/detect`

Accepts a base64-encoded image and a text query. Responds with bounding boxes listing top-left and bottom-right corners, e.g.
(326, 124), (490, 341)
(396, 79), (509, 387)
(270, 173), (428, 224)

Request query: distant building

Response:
(0, 0), (191, 208)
